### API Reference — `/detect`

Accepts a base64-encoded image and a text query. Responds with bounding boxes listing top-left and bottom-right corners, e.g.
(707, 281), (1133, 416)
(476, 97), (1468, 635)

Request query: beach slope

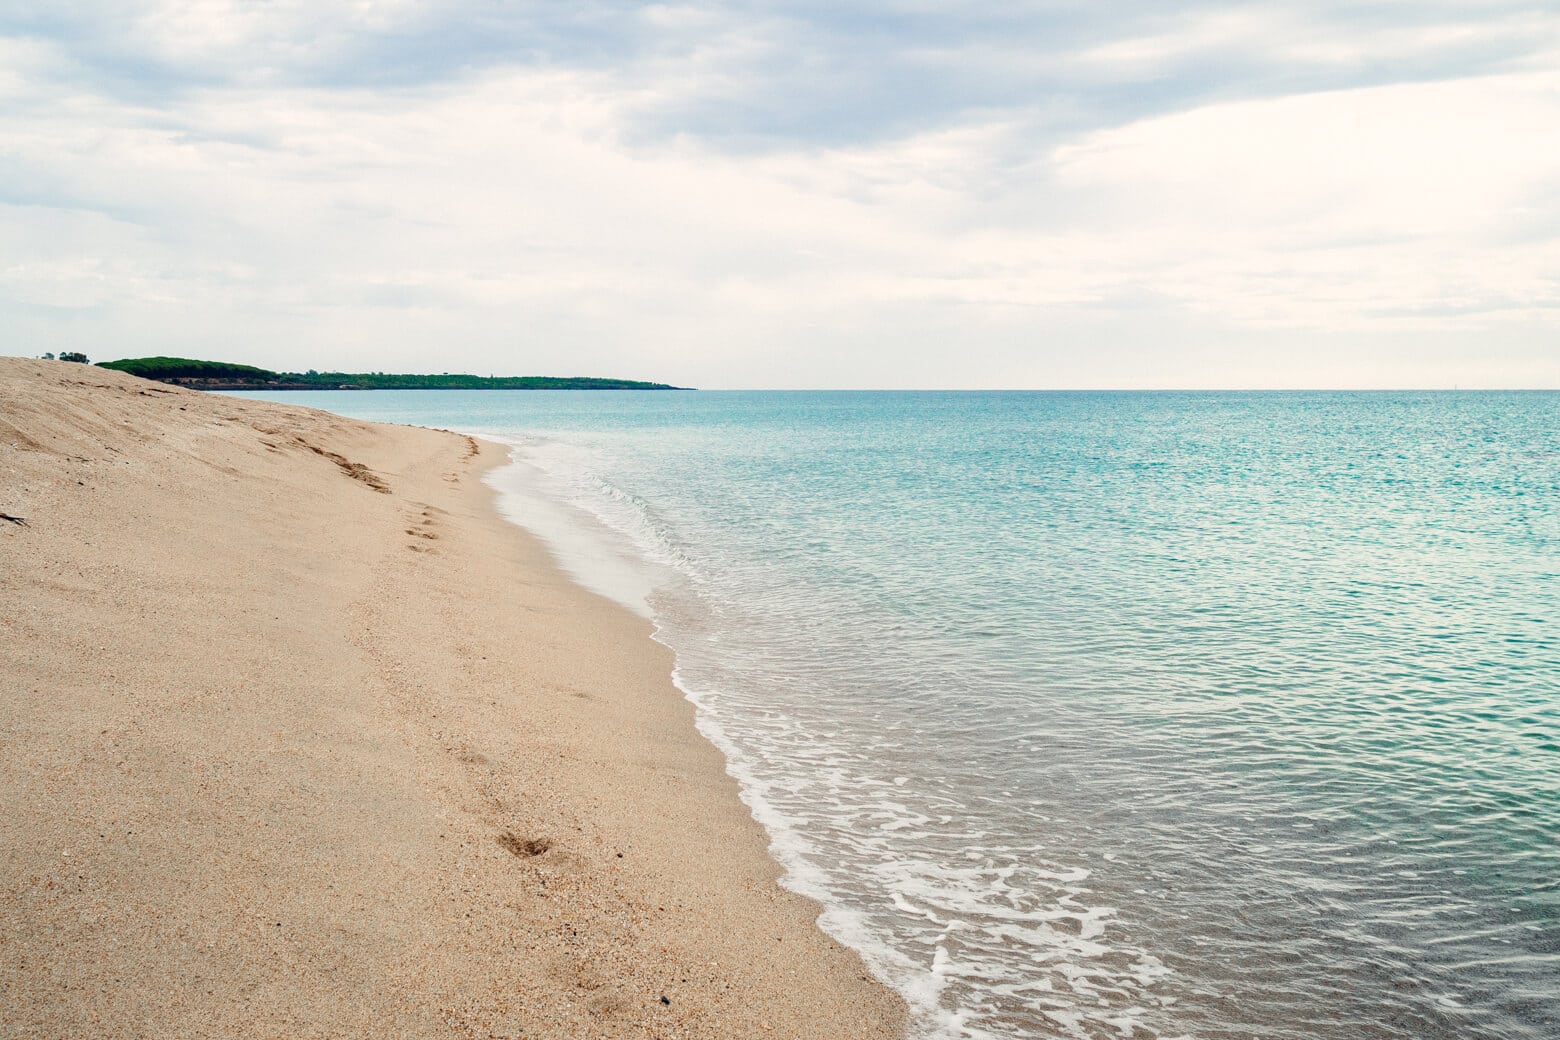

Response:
(0, 358), (903, 1039)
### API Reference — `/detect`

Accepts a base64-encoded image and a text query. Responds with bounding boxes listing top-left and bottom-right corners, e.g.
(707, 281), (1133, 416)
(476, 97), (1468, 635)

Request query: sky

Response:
(2, 1), (1558, 389)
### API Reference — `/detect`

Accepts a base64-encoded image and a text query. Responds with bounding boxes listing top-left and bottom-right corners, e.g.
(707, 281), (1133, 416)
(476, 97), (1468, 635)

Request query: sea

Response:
(236, 389), (1558, 1040)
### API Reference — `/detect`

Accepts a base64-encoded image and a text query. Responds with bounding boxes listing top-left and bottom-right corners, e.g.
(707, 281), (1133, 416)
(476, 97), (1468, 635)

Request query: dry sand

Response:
(0, 357), (905, 1039)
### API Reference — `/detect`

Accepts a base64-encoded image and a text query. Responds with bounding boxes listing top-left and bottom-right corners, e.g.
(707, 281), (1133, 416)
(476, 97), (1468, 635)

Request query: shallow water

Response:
(238, 389), (1559, 1040)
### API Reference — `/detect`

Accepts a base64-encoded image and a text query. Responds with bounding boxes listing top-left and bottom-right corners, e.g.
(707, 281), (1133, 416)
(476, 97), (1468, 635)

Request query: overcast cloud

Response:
(3, 1), (1558, 387)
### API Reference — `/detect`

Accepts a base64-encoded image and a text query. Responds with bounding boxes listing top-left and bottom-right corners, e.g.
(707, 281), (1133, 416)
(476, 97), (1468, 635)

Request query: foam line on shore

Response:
(478, 438), (958, 1037)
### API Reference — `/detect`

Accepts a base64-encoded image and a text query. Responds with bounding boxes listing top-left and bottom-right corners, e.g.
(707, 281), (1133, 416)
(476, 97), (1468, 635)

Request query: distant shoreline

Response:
(177, 379), (690, 391)
(94, 355), (687, 391)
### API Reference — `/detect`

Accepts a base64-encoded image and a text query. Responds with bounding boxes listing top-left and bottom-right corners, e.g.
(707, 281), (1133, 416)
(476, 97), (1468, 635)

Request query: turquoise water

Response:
(240, 390), (1558, 1040)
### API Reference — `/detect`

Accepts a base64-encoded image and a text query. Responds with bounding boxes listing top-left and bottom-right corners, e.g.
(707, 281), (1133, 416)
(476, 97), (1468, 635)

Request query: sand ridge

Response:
(0, 357), (904, 1039)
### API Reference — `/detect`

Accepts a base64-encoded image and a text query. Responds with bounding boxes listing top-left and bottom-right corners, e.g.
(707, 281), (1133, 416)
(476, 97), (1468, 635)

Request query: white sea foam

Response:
(479, 440), (1179, 1040)
(482, 435), (673, 618)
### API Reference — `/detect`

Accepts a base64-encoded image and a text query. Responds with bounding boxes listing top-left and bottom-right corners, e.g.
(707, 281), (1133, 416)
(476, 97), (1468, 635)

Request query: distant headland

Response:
(95, 356), (686, 391)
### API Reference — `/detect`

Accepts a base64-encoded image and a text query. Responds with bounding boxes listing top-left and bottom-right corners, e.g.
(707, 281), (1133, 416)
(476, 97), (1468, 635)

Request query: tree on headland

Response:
(58, 351), (89, 364)
(97, 357), (274, 381)
(96, 355), (683, 390)
(40, 352), (55, 360)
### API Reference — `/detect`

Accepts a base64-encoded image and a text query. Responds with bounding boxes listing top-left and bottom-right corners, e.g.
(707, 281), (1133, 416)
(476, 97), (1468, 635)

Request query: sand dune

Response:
(0, 357), (903, 1039)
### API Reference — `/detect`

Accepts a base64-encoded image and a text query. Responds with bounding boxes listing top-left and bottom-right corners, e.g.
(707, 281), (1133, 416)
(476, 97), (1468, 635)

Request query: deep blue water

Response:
(237, 390), (1559, 1040)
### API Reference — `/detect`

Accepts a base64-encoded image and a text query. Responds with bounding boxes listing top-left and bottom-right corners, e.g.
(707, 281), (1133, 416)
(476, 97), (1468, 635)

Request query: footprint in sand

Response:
(498, 832), (552, 858)
(405, 505), (442, 550)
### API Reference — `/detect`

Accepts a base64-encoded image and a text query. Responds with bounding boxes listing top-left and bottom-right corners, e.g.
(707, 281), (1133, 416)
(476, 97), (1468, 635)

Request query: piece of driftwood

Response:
(0, 513), (28, 527)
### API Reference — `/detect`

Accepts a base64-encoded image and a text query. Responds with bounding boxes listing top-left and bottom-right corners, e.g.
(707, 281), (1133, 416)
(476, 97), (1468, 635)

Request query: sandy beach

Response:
(0, 358), (904, 1039)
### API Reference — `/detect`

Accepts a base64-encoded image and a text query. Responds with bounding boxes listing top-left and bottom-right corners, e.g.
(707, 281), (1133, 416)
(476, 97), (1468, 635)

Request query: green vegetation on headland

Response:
(94, 356), (683, 391)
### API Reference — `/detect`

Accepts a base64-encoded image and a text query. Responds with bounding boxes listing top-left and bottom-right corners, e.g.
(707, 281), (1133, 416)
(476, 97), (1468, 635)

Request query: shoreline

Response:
(481, 444), (923, 1018)
(0, 358), (904, 1038)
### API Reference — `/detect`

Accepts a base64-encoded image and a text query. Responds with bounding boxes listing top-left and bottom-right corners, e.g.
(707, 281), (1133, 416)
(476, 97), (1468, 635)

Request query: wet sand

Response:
(0, 357), (904, 1039)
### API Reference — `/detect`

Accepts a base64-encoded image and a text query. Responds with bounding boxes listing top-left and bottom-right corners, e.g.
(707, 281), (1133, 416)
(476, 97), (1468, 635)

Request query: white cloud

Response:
(1047, 71), (1560, 328)
(1072, 6), (1559, 78)
(1, 3), (1558, 387)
